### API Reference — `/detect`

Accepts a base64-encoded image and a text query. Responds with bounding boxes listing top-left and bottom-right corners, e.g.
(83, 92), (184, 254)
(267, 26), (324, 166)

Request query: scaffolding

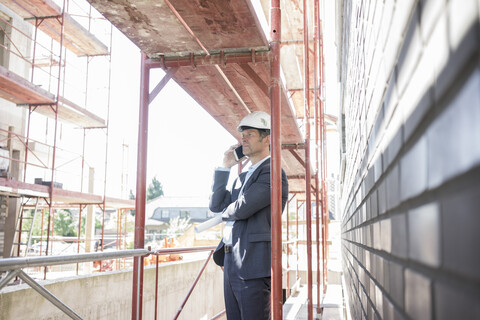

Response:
(83, 0), (331, 318)
(0, 0), (133, 277)
(1, 0), (334, 319)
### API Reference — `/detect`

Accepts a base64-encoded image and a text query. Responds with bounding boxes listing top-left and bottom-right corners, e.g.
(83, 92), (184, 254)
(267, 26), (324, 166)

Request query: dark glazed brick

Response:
(380, 218), (392, 253)
(428, 69), (480, 189)
(391, 213), (407, 259)
(378, 180), (387, 215)
(369, 278), (376, 308)
(384, 71), (398, 124)
(366, 195), (372, 220)
(419, 0), (446, 41)
(374, 154), (383, 183)
(435, 280), (480, 320)
(400, 136), (428, 201)
(366, 224), (373, 248)
(365, 250), (371, 272)
(369, 190), (377, 219)
(373, 106), (384, 151)
(373, 221), (381, 250)
(408, 202), (441, 267)
(435, 22), (480, 104)
(375, 285), (384, 319)
(383, 260), (391, 293)
(370, 253), (376, 281)
(388, 262), (404, 309)
(376, 256), (385, 288)
(405, 269), (432, 320)
(442, 183), (480, 280)
(361, 287), (368, 313)
(396, 6), (421, 95)
(383, 296), (394, 320)
(386, 164), (400, 210)
(385, 128), (403, 168)
(404, 88), (433, 142)
(367, 302), (373, 320)
(394, 308), (406, 320)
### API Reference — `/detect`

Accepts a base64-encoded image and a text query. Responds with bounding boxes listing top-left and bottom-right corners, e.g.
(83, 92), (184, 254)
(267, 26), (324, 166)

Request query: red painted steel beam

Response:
(286, 196), (292, 299)
(145, 51), (270, 69)
(303, 0), (313, 318)
(319, 12), (328, 295)
(270, 0), (283, 319)
(239, 63), (269, 98)
(289, 149), (306, 167)
(282, 143), (306, 150)
(132, 53), (150, 320)
(44, 2), (66, 278)
(314, 0), (322, 313)
(149, 67), (178, 104)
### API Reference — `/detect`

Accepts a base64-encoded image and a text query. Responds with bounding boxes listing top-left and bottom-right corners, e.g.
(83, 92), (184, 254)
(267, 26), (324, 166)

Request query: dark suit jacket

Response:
(209, 159), (288, 280)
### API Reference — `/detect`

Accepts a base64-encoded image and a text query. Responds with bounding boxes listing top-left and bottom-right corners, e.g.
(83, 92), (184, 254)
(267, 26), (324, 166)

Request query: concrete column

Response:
(85, 167), (95, 255)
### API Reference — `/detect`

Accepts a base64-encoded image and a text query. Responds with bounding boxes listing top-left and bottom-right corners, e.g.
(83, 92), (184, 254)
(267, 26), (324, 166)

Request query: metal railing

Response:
(0, 249), (149, 320)
(0, 247), (226, 320)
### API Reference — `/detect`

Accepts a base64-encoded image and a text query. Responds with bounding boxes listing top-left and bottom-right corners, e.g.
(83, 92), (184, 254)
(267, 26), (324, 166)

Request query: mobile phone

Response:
(233, 145), (245, 161)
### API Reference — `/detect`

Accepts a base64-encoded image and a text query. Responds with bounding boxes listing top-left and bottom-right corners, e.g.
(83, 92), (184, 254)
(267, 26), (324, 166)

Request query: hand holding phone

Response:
(233, 145), (245, 161)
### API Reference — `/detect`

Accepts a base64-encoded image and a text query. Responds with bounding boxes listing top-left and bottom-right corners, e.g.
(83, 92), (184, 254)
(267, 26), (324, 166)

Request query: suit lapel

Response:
(233, 172), (248, 200)
(243, 159), (269, 191)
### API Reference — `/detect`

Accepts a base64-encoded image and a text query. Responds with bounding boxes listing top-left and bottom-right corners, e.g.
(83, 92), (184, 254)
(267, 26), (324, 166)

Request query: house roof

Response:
(146, 196), (210, 218)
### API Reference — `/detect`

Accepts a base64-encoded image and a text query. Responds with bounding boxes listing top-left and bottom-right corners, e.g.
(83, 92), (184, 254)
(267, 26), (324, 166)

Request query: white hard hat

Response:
(237, 111), (271, 131)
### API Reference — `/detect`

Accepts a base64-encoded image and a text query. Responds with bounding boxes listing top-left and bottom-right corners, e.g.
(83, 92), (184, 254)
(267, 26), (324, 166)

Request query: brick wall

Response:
(339, 0), (480, 319)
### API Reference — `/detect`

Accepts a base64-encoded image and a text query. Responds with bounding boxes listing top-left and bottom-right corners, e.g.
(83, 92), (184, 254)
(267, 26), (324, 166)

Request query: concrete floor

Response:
(284, 236), (346, 320)
(283, 282), (345, 320)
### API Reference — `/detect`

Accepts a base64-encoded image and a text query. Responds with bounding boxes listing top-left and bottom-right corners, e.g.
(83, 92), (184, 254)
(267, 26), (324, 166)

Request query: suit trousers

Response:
(223, 251), (271, 320)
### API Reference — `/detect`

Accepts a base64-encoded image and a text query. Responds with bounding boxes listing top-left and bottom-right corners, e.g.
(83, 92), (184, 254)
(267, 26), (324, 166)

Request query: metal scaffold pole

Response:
(314, 0), (322, 312)
(319, 0), (328, 293)
(44, 0), (66, 278)
(132, 52), (150, 320)
(303, 0), (313, 319)
(270, 0), (282, 318)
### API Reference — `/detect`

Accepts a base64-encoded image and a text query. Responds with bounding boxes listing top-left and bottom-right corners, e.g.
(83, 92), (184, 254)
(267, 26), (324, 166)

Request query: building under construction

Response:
(1, 0), (480, 319)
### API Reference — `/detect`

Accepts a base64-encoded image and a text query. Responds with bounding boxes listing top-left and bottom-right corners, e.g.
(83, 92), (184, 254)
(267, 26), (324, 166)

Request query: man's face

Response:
(241, 128), (270, 158)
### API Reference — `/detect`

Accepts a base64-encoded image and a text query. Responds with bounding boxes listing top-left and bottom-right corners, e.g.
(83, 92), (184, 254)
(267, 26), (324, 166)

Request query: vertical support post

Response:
(319, 4), (328, 293)
(81, 129), (86, 192)
(23, 108), (32, 183)
(296, 199), (300, 280)
(286, 196), (291, 299)
(24, 18), (40, 183)
(154, 255), (159, 320)
(45, 0), (66, 279)
(132, 52), (149, 320)
(39, 208), (45, 256)
(314, 0), (322, 312)
(303, 0), (313, 318)
(101, 24), (114, 254)
(76, 204), (83, 274)
(270, 0), (282, 318)
(85, 167), (95, 273)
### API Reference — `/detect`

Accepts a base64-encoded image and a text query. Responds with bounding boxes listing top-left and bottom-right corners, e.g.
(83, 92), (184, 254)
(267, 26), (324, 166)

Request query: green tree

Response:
(53, 209), (76, 237)
(128, 177), (164, 216)
(147, 176), (164, 201)
(129, 189), (135, 200)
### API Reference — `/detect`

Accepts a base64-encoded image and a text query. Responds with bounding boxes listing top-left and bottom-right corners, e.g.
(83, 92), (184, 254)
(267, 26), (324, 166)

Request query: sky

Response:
(107, 31), (238, 200)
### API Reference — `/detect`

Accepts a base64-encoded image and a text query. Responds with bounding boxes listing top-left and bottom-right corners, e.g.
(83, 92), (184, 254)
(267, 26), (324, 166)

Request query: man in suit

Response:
(209, 111), (289, 320)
